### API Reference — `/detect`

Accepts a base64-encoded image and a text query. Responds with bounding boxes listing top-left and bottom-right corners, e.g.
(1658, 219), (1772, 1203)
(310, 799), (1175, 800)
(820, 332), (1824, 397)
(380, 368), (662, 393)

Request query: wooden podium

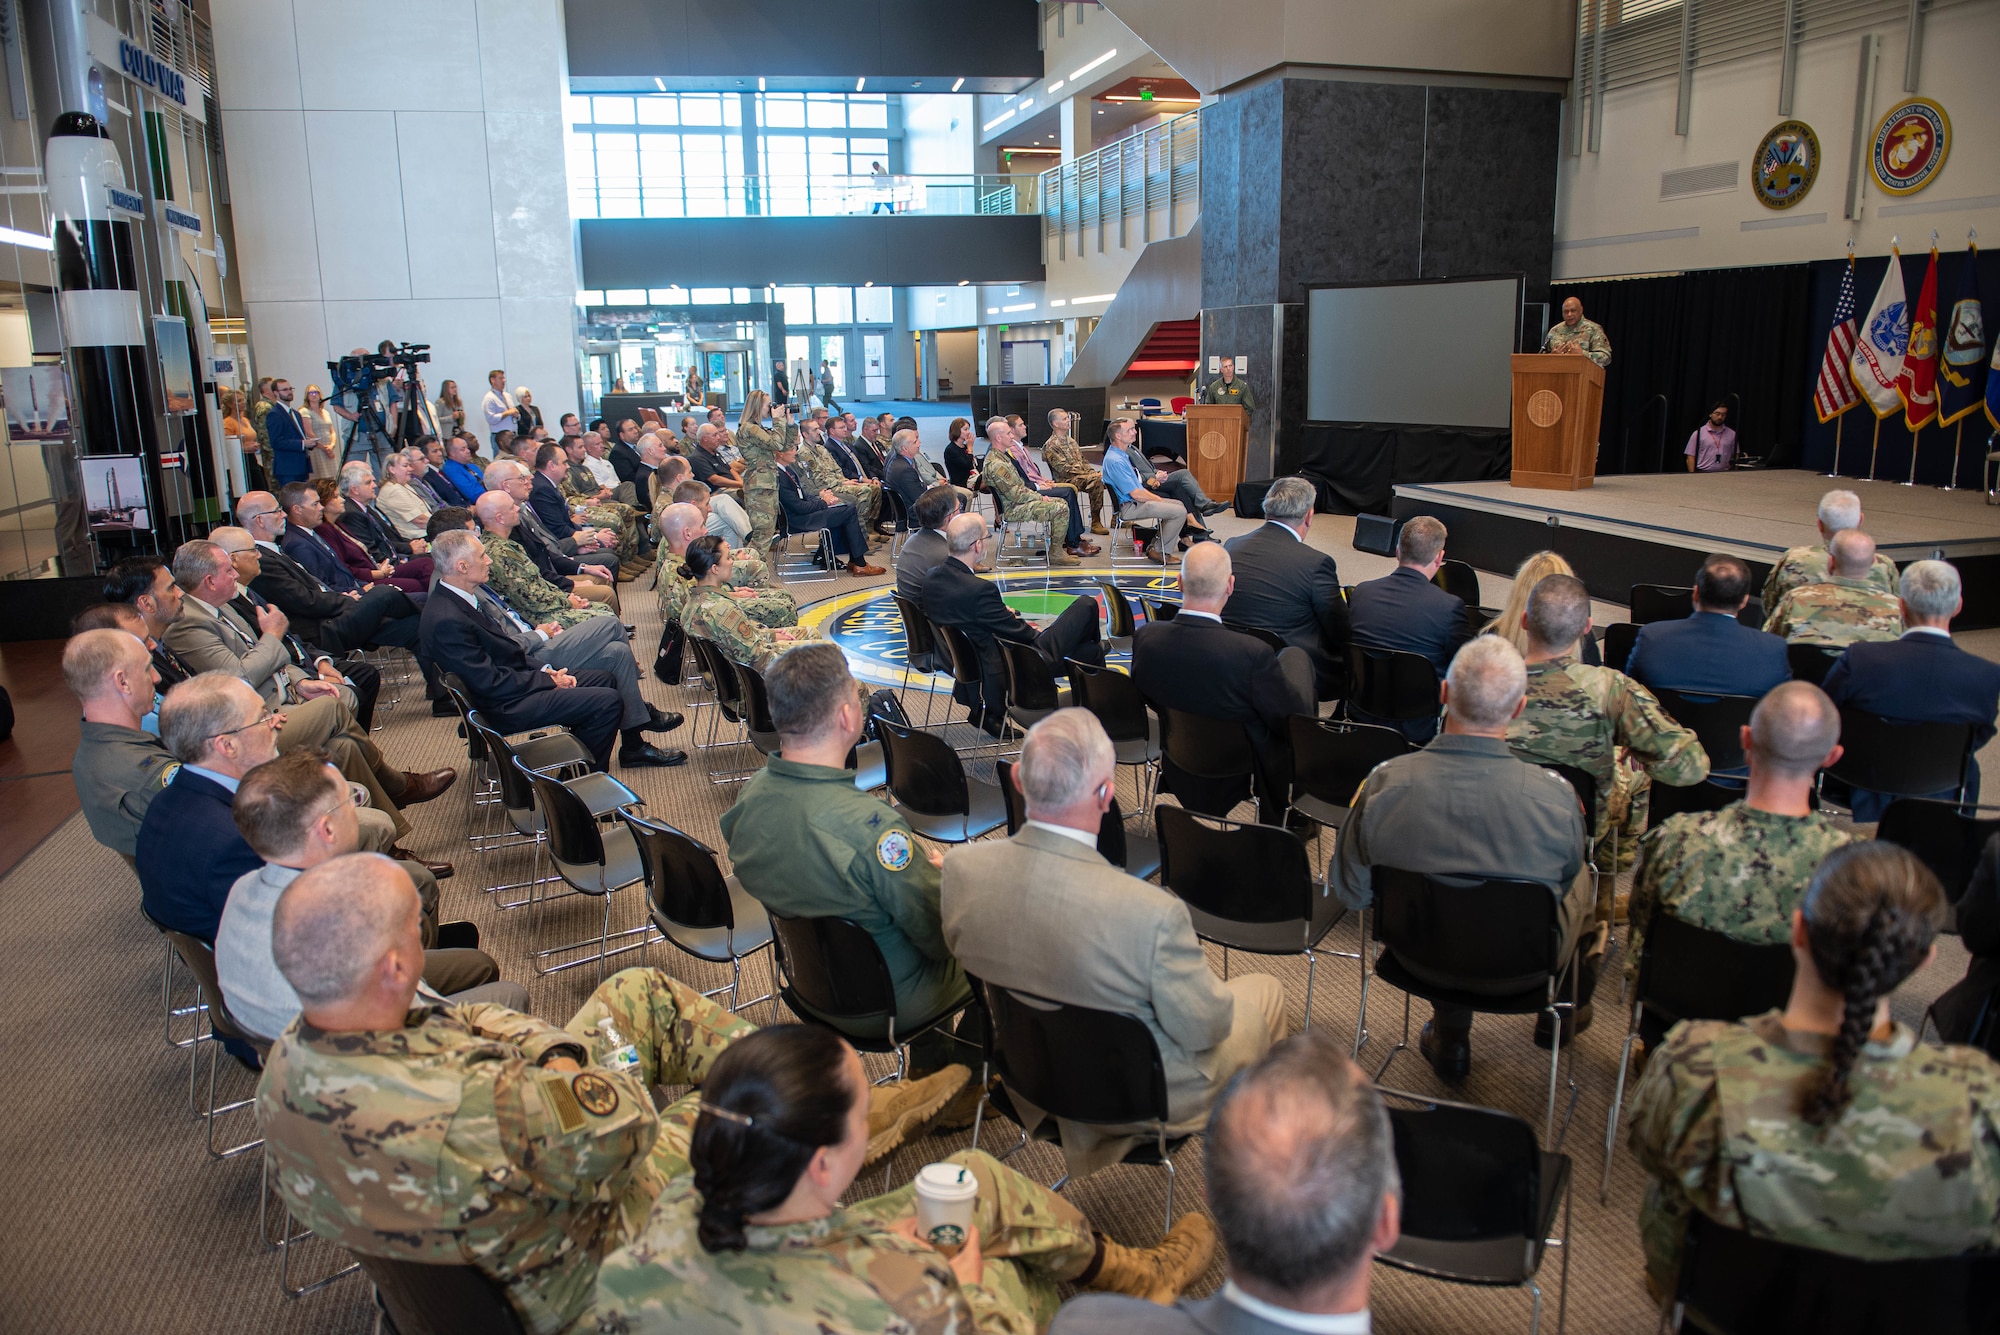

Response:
(1184, 404), (1247, 501)
(1509, 354), (1604, 490)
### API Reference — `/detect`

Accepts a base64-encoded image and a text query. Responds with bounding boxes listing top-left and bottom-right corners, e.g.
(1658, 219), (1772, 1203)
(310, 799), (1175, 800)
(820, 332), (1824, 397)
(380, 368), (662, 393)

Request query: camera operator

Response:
(328, 347), (395, 477)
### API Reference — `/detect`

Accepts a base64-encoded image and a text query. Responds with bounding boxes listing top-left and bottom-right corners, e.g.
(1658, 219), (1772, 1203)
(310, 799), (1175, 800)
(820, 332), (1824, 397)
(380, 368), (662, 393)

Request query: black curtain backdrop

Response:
(1795, 246), (2000, 487)
(1300, 424), (1511, 514)
(1550, 264), (1815, 475)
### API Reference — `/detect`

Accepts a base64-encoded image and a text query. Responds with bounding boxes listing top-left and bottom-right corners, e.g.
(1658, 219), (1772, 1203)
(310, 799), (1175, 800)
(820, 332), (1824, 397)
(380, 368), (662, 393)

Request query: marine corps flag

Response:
(1850, 245), (1908, 418)
(1896, 244), (1940, 430)
(1937, 240), (1987, 427)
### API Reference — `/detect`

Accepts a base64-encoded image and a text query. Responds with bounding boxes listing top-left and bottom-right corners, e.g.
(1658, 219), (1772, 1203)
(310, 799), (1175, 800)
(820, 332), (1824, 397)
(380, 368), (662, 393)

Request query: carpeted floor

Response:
(0, 505), (1985, 1334)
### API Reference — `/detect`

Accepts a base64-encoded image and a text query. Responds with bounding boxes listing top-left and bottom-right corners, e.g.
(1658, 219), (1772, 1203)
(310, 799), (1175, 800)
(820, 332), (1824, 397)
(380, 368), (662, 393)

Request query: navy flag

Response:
(1938, 240), (1987, 427)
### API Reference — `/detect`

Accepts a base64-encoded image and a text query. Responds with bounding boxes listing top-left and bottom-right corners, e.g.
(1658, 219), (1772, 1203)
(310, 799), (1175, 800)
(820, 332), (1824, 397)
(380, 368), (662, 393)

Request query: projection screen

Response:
(1305, 276), (1523, 429)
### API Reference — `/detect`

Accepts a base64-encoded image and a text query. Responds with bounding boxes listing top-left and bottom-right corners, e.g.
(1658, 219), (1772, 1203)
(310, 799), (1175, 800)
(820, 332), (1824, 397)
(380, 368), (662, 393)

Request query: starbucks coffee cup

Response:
(913, 1162), (979, 1257)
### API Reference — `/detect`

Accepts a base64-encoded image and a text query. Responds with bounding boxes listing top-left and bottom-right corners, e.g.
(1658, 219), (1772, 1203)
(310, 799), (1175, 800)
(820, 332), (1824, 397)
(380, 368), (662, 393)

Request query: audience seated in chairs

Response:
(943, 707), (1289, 1178)
(481, 459), (621, 609)
(774, 438), (884, 577)
(1220, 476), (1350, 701)
(679, 536), (820, 673)
(894, 484), (961, 613)
(472, 489), (616, 632)
(1763, 529), (1905, 650)
(1131, 543), (1314, 818)
(1625, 681), (1853, 985)
(1624, 554), (1789, 696)
(1626, 842), (2000, 1299)
(981, 415), (1094, 566)
(922, 513), (1106, 736)
(1346, 517), (1470, 741)
(215, 753), (511, 1044)
(1482, 549), (1603, 666)
(1821, 559), (2000, 821)
(100, 553), (198, 686)
(1330, 636), (1595, 1080)
(1508, 572), (1709, 886)
(720, 643), (972, 1076)
(1761, 487), (1901, 610)
(658, 502), (799, 632)
(594, 1024), (1216, 1330)
(1051, 1030), (1398, 1335)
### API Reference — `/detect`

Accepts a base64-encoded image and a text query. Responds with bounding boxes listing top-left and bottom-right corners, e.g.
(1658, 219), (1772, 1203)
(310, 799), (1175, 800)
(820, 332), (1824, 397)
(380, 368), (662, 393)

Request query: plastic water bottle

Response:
(596, 1017), (641, 1079)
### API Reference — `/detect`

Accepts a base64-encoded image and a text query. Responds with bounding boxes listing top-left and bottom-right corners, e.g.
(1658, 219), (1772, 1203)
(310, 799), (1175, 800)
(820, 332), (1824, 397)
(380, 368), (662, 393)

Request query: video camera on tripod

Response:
(325, 342), (434, 452)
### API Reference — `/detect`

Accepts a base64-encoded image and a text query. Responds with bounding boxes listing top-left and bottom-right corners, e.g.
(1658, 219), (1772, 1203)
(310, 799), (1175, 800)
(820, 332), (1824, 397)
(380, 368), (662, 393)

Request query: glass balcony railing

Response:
(572, 173), (1043, 221)
(1039, 111), (1201, 257)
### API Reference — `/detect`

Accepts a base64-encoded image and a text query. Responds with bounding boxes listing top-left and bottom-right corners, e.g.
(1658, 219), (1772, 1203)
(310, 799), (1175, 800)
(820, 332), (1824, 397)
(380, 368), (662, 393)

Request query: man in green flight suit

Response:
(1200, 358), (1258, 410)
(720, 642), (974, 1076)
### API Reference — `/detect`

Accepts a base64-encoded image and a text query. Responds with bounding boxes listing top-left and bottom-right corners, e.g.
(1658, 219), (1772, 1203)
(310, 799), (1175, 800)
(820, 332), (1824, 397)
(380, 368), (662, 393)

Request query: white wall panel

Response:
(397, 113), (499, 299)
(303, 112), (412, 302)
(499, 296), (578, 422)
(217, 111), (322, 304)
(485, 110), (575, 299)
(241, 300), (334, 394)
(208, 0), (302, 111)
(291, 0), (484, 113)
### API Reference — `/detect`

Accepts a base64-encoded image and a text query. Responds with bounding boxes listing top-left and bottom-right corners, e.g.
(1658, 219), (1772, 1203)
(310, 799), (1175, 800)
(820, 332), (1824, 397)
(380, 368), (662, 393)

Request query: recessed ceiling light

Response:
(958, 279), (969, 286)
(911, 81), (921, 88)
(653, 77), (666, 91)
(951, 77), (965, 92)
(863, 281), (874, 288)
(758, 77), (766, 91)
(856, 77), (866, 91)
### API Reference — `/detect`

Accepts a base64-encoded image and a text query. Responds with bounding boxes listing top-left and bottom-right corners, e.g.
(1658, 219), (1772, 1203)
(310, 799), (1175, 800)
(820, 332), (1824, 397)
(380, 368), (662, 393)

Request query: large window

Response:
(568, 91), (895, 220)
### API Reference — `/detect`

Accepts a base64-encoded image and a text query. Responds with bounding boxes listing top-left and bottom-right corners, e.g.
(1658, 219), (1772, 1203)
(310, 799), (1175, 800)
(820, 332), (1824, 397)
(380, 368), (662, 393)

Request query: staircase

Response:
(1127, 320), (1199, 377)
(1063, 221), (1202, 386)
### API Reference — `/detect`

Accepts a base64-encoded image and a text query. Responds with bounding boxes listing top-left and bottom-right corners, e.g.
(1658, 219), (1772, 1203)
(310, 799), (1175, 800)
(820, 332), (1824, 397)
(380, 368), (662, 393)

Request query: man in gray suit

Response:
(1052, 1030), (1399, 1335)
(941, 709), (1287, 1179)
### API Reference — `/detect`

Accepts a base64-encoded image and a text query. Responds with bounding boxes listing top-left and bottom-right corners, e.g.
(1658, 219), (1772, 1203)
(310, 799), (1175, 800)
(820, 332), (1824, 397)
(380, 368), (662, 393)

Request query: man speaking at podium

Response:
(1542, 296), (1612, 367)
(1200, 359), (1257, 409)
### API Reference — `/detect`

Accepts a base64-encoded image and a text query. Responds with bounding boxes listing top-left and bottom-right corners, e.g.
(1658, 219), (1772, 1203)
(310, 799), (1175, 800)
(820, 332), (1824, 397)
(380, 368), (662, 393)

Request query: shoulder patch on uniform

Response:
(539, 1072), (588, 1133)
(571, 1072), (621, 1117)
(160, 762), (181, 786)
(876, 829), (913, 872)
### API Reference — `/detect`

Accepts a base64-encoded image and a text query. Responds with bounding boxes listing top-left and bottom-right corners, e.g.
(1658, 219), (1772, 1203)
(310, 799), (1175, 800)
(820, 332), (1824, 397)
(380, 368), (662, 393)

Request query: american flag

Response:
(1814, 258), (1861, 422)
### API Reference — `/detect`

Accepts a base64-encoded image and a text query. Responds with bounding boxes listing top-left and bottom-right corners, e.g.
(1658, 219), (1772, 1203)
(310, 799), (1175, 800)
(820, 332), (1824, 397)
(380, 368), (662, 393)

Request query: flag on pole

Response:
(1897, 245), (1941, 430)
(1987, 329), (2000, 429)
(1850, 246), (1908, 418)
(1938, 241), (1987, 427)
(1814, 257), (1862, 422)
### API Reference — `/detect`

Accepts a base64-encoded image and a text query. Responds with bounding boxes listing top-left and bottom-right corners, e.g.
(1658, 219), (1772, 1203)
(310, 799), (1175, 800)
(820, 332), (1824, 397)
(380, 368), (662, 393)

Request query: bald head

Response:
(208, 525), (255, 555)
(270, 853), (423, 1010)
(946, 512), (987, 556)
(660, 502), (707, 551)
(1180, 542), (1233, 609)
(472, 491), (512, 526)
(1748, 681), (1841, 780)
(63, 627), (150, 701)
(1828, 527), (1876, 578)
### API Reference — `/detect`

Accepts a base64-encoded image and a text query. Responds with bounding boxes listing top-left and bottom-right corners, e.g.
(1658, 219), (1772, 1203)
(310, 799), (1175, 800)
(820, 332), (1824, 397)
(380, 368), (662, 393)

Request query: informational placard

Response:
(159, 203), (202, 237)
(153, 315), (196, 414)
(1, 364), (71, 440)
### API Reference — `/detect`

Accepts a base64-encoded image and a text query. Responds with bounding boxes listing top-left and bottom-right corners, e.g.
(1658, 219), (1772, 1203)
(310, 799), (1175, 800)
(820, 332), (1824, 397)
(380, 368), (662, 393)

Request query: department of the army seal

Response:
(571, 1072), (621, 1116)
(1752, 119), (1819, 209)
(876, 829), (913, 872)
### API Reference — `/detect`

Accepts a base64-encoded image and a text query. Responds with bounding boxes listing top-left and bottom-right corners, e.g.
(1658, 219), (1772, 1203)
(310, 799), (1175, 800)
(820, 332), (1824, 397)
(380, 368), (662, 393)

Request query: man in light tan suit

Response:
(942, 709), (1288, 1178)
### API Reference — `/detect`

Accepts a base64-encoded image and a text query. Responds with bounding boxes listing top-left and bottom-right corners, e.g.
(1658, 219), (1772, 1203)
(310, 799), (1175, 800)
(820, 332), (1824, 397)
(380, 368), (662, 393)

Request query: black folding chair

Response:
(1601, 622), (1640, 672)
(1824, 710), (1975, 808)
(767, 909), (968, 1081)
(1599, 914), (1795, 1201)
(934, 621), (999, 744)
(1666, 1209), (2000, 1335)
(1363, 867), (1582, 1144)
(1097, 580), (1138, 655)
(1346, 645), (1441, 732)
(623, 811), (774, 1015)
(1160, 707), (1261, 820)
(1287, 716), (1411, 833)
(1377, 1088), (1573, 1335)
(1433, 559), (1483, 608)
(1225, 623), (1289, 653)
(523, 767), (648, 982)
(891, 592), (948, 727)
(731, 659), (782, 760)
(1158, 805), (1354, 1029)
(688, 637), (753, 781)
(1649, 778), (1744, 825)
(355, 1253), (528, 1335)
(1067, 658), (1160, 816)
(876, 717), (1008, 842)
(1141, 596), (1180, 623)
(998, 639), (1071, 738)
(995, 759), (1157, 877)
(1629, 584), (1692, 625)
(1786, 641), (1842, 687)
(879, 484), (911, 559)
(975, 982), (1188, 1235)
(162, 929), (269, 1160)
(1651, 688), (1758, 774)
(1875, 799), (2000, 911)
(465, 712), (629, 908)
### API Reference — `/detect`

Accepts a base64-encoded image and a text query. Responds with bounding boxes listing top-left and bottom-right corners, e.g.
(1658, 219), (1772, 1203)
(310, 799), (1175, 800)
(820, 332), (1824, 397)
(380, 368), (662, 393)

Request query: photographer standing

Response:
(329, 347), (395, 477)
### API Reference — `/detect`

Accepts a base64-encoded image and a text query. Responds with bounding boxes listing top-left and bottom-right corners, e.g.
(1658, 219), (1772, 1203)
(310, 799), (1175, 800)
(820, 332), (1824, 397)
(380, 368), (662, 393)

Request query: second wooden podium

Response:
(1509, 353), (1604, 490)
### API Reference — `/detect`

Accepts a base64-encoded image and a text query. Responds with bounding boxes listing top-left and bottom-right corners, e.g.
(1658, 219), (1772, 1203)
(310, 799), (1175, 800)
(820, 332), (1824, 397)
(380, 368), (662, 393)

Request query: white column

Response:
(208, 0), (579, 424)
(1058, 94), (1093, 164)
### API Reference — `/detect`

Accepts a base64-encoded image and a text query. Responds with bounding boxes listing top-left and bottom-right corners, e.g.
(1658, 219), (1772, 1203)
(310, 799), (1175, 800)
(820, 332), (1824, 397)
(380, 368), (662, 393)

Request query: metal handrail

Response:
(1039, 110), (1201, 256)
(573, 173), (1040, 220)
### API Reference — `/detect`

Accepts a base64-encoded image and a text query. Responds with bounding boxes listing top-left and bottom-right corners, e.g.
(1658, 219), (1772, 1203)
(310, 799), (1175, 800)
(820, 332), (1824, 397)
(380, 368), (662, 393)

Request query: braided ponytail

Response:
(1797, 843), (1945, 1129)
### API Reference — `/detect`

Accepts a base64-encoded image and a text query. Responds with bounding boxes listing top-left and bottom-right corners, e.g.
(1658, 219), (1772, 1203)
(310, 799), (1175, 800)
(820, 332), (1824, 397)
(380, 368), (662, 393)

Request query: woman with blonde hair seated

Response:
(1483, 549), (1601, 664)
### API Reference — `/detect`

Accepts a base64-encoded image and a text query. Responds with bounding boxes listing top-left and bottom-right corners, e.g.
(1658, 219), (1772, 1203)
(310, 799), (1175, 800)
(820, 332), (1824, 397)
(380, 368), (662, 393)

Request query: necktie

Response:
(478, 585), (533, 634)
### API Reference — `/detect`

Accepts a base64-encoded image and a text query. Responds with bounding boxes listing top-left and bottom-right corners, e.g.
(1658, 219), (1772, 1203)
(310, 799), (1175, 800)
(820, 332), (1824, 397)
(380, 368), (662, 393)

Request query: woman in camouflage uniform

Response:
(680, 537), (817, 672)
(595, 1025), (1215, 1333)
(735, 390), (796, 551)
(1627, 842), (2000, 1297)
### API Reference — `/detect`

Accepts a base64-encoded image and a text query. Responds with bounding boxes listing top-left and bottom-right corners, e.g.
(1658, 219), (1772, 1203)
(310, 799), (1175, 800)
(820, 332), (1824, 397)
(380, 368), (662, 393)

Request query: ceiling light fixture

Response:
(951, 77), (965, 92)
(1001, 302), (1037, 313)
(758, 77), (766, 91)
(1049, 299), (1067, 307)
(958, 279), (970, 286)
(1047, 79), (1064, 95)
(1069, 49), (1118, 82)
(863, 281), (874, 287)
(855, 77), (866, 91)
(653, 77), (666, 91)
(982, 107), (1016, 131)
(986, 306), (1000, 314)
(1069, 292), (1116, 305)
(1019, 97), (1034, 112)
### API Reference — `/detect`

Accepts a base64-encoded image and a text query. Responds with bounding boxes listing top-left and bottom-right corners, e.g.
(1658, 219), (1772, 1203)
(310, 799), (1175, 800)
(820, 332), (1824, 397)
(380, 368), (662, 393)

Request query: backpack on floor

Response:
(863, 688), (910, 741)
(654, 621), (686, 685)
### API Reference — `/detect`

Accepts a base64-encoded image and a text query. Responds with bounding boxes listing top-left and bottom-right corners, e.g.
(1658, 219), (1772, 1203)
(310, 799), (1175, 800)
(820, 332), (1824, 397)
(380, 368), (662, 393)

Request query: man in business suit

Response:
(775, 439), (885, 577)
(606, 418), (649, 488)
(1222, 476), (1350, 700)
(530, 443), (626, 569)
(942, 709), (1287, 1179)
(336, 462), (425, 563)
(1133, 543), (1315, 819)
(419, 530), (628, 772)
(265, 379), (312, 484)
(882, 428), (930, 528)
(163, 540), (456, 848)
(1625, 554), (1790, 700)
(1822, 559), (2000, 821)
(101, 555), (199, 686)
(234, 493), (432, 671)
(923, 513), (1104, 734)
(1346, 516), (1470, 741)
(205, 526), (382, 727)
(1052, 1031), (1399, 1335)
(135, 674), (407, 943)
(273, 483), (372, 593)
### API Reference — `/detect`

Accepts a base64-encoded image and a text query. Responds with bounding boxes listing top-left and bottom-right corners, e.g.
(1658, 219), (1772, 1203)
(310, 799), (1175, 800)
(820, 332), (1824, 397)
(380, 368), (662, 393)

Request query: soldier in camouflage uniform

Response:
(981, 445), (1076, 565)
(476, 494), (616, 631)
(1626, 842), (2000, 1297)
(798, 420), (881, 530)
(1540, 295), (1612, 366)
(1761, 488), (1899, 610)
(658, 503), (797, 630)
(685, 582), (819, 673)
(1763, 530), (1904, 649)
(1508, 574), (1710, 886)
(559, 437), (645, 559)
(1625, 682), (1854, 981)
(1040, 409), (1108, 534)
(734, 393), (794, 551)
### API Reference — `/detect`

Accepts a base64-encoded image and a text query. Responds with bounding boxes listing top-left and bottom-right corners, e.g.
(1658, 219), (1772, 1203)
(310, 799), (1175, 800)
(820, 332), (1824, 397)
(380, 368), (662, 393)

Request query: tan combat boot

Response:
(863, 1065), (970, 1166)
(1083, 1214), (1217, 1304)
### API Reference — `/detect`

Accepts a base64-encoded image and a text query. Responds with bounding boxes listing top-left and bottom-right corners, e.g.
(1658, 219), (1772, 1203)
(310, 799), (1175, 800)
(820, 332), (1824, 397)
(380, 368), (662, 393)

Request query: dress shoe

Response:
(389, 846), (456, 881)
(1076, 540), (1102, 556)
(619, 742), (689, 767)
(972, 562), (996, 574)
(645, 707), (686, 733)
(398, 769), (458, 805)
(1090, 521), (1110, 535)
(430, 698), (458, 718)
(1419, 1022), (1472, 1083)
(1534, 1003), (1594, 1050)
(846, 561), (887, 576)
(1201, 501), (1231, 518)
(434, 920), (480, 949)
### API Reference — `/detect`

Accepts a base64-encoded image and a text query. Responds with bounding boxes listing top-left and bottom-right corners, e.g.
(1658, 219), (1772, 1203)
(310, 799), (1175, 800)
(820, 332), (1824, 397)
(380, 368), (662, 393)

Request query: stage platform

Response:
(1391, 470), (2000, 630)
